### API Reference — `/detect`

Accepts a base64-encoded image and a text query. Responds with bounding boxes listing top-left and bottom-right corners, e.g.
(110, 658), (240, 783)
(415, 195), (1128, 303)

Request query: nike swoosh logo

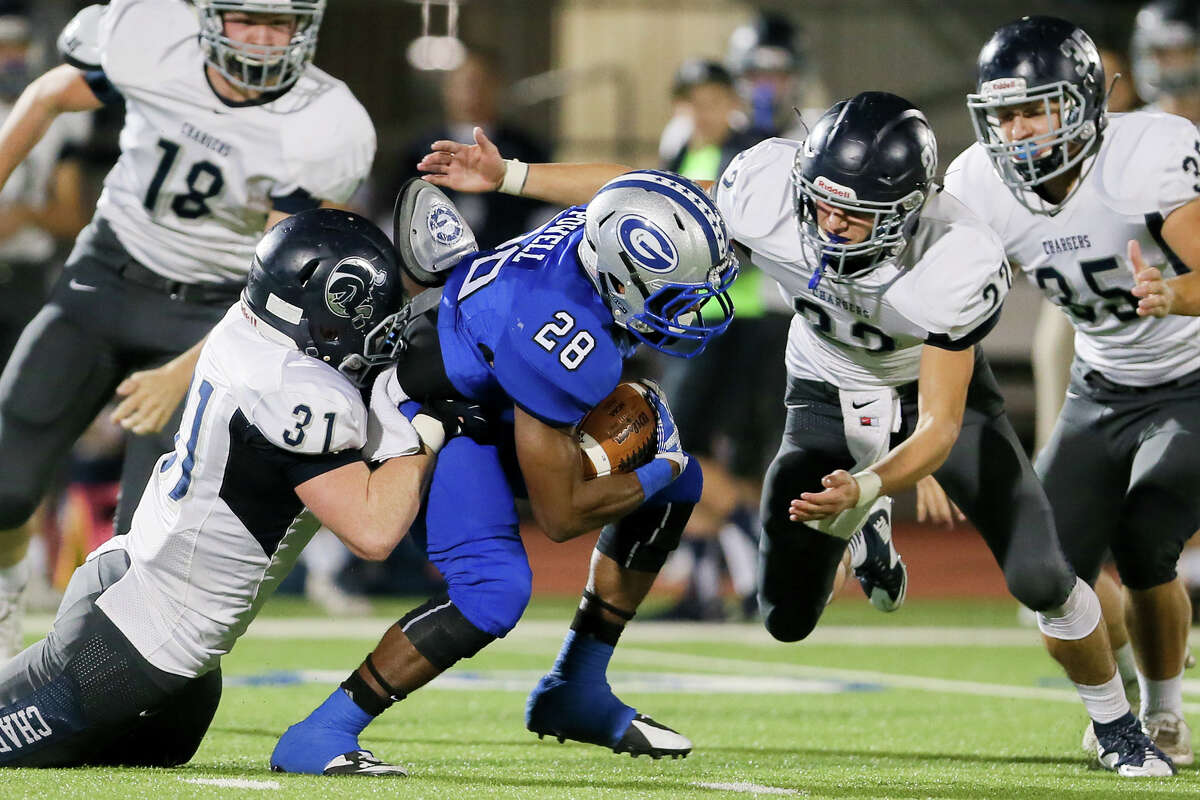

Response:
(69, 278), (99, 292)
(851, 400), (875, 409)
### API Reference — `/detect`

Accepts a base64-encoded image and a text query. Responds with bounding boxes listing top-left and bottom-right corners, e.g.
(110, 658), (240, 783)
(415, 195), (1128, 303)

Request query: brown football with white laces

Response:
(577, 382), (658, 479)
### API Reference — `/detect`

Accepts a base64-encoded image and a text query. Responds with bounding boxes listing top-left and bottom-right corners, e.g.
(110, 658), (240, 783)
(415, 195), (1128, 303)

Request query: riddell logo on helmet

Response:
(981, 77), (1026, 95)
(814, 176), (857, 201)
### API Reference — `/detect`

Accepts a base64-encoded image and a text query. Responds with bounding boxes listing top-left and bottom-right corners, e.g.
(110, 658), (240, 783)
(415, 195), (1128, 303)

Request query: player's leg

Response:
(936, 398), (1171, 776)
(525, 457), (701, 758)
(0, 548), (209, 767)
(1114, 401), (1200, 765)
(0, 268), (126, 658)
(758, 379), (856, 642)
(272, 435), (522, 775)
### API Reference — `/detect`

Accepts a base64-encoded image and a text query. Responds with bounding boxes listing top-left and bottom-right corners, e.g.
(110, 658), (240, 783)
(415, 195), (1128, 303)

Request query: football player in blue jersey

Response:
(270, 171), (738, 775)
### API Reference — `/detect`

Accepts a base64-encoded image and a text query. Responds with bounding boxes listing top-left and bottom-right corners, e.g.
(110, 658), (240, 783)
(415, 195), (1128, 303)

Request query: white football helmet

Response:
(578, 170), (738, 358)
(194, 0), (325, 94)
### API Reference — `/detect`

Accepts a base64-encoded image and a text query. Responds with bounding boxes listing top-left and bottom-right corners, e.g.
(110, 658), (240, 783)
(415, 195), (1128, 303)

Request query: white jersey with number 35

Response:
(715, 138), (1012, 390)
(93, 304), (369, 678)
(944, 111), (1200, 387)
(92, 0), (375, 284)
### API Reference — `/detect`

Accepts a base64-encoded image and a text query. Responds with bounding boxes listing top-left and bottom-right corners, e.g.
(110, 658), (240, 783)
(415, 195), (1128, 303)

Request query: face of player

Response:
(992, 99), (1062, 161)
(814, 198), (872, 244)
(222, 11), (298, 55)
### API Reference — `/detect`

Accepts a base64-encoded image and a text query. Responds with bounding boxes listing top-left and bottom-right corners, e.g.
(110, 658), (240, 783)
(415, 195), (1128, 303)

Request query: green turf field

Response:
(2, 597), (1197, 800)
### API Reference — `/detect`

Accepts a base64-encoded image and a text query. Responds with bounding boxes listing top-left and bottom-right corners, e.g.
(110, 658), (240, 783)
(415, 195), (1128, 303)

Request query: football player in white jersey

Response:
(0, 208), (461, 768)
(0, 0), (375, 659)
(944, 15), (1200, 769)
(419, 88), (1174, 777)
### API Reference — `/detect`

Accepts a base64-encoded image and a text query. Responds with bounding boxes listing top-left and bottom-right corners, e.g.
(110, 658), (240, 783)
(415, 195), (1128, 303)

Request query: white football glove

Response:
(362, 367), (421, 462)
(638, 379), (688, 476)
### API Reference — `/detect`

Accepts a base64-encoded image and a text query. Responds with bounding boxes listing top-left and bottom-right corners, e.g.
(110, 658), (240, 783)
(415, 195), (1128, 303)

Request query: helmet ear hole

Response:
(318, 325), (341, 344)
(298, 258), (321, 286)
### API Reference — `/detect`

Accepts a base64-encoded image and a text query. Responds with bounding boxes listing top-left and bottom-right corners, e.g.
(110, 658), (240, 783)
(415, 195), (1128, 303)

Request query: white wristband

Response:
(852, 470), (882, 509)
(498, 158), (528, 195)
(410, 412), (447, 455)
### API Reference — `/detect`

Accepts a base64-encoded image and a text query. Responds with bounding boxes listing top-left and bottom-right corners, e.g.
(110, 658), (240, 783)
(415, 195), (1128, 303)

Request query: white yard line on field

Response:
(179, 778), (280, 790)
(695, 782), (800, 795)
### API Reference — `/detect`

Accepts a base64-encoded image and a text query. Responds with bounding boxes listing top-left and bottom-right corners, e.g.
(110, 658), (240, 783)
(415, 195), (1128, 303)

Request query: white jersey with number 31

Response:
(944, 111), (1200, 387)
(93, 0), (375, 284)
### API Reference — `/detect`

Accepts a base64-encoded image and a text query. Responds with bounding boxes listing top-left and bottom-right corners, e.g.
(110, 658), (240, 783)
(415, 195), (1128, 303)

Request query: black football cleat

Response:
(848, 506), (907, 612)
(272, 749), (407, 777)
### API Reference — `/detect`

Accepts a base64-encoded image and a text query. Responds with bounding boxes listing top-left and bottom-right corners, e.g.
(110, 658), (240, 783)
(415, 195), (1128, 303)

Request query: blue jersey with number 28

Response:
(437, 207), (636, 428)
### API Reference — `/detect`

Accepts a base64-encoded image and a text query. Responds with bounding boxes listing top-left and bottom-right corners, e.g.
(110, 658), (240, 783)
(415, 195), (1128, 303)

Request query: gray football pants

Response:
(1037, 360), (1200, 591)
(0, 549), (221, 766)
(0, 252), (234, 535)
(758, 350), (1075, 642)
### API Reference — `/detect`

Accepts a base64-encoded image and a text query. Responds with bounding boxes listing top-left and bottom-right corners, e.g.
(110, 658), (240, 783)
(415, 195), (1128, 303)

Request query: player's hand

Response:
(422, 398), (491, 444)
(788, 469), (859, 521)
(639, 379), (687, 478)
(915, 475), (965, 528)
(364, 366), (422, 461)
(418, 126), (507, 194)
(1128, 239), (1174, 318)
(110, 360), (191, 435)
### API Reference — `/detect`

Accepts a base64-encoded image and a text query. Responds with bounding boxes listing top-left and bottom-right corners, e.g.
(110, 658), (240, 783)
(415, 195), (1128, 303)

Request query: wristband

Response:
(498, 158), (529, 195)
(634, 459), (675, 499)
(852, 470), (882, 509)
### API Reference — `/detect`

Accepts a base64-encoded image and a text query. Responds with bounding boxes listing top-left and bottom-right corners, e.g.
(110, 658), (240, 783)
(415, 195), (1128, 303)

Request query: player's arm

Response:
(0, 65), (101, 196)
(295, 452), (434, 561)
(514, 406), (655, 542)
(1130, 200), (1200, 316)
(790, 345), (973, 521)
(418, 126), (631, 207)
(265, 200), (348, 231)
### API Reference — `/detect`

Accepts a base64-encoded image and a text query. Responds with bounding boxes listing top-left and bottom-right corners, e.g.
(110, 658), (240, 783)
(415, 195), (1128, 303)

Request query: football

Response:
(577, 382), (658, 479)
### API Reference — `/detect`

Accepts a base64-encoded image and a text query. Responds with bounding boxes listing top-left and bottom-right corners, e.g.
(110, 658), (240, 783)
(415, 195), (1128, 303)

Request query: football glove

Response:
(363, 366), (421, 462)
(639, 379), (688, 475)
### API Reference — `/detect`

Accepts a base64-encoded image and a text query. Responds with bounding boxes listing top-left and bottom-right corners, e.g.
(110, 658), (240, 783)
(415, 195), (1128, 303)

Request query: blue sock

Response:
(309, 687), (374, 734)
(550, 630), (614, 683)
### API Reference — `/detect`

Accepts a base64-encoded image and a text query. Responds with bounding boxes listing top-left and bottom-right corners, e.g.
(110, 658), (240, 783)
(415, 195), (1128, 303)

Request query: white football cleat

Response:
(612, 714), (693, 759)
(1144, 712), (1193, 767)
(317, 750), (407, 776)
(847, 507), (906, 612)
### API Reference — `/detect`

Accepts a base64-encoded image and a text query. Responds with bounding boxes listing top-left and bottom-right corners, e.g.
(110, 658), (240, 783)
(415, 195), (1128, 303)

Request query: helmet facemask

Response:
(791, 167), (924, 283)
(1132, 7), (1200, 102)
(333, 309), (406, 387)
(196, 0), (324, 95)
(967, 79), (1099, 213)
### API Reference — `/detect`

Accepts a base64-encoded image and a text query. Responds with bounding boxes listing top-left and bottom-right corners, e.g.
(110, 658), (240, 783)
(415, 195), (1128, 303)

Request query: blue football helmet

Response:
(577, 170), (738, 358)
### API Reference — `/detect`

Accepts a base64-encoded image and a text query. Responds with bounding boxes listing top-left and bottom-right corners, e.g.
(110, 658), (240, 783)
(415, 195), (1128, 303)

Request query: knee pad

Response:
(1005, 555), (1074, 613)
(399, 593), (497, 671)
(446, 564), (532, 638)
(1035, 576), (1101, 641)
(597, 500), (692, 573)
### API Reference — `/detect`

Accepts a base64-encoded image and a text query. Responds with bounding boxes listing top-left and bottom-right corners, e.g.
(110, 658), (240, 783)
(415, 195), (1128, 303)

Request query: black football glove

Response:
(420, 397), (493, 445)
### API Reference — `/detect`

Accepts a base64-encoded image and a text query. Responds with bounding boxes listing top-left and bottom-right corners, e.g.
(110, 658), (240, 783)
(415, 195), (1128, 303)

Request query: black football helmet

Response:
(792, 91), (936, 281)
(968, 16), (1106, 212)
(1132, 0), (1200, 102)
(242, 208), (405, 386)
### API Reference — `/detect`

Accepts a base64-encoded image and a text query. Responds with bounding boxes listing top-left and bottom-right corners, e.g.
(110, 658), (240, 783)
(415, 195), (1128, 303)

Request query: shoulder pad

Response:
(714, 138), (798, 245)
(902, 193), (1012, 345)
(250, 378), (367, 455)
(277, 80), (376, 205)
(1096, 111), (1200, 217)
(493, 304), (623, 427)
(58, 5), (106, 70)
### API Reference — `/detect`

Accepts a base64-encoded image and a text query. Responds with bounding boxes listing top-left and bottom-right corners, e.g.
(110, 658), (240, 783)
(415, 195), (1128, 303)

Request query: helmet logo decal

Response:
(1060, 30), (1093, 77)
(427, 202), (464, 245)
(617, 215), (678, 274)
(980, 77), (1026, 96)
(325, 256), (387, 330)
(813, 175), (858, 201)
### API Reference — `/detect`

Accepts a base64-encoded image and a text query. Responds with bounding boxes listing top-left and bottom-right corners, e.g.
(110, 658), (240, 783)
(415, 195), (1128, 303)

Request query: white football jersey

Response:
(0, 103), (90, 263)
(94, 303), (370, 678)
(715, 138), (1012, 389)
(92, 0), (375, 283)
(944, 111), (1200, 386)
